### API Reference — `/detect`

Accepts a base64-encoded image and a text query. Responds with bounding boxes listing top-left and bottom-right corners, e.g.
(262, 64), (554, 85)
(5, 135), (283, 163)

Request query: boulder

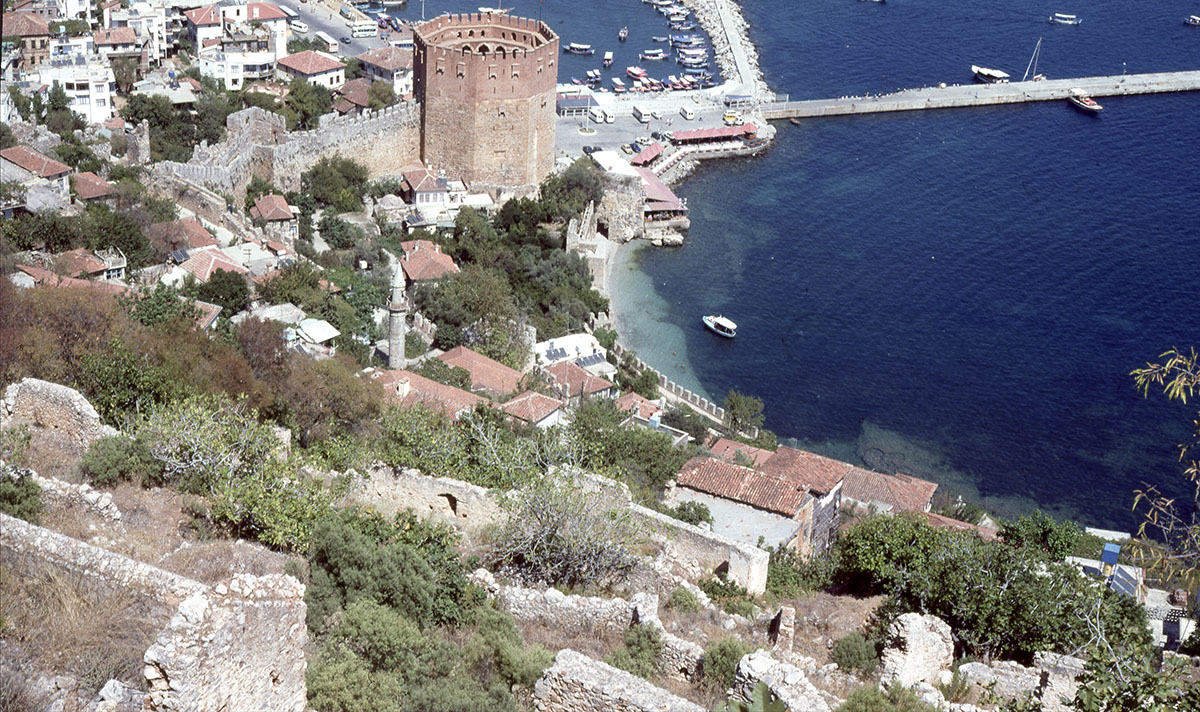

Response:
(879, 613), (953, 687)
(734, 650), (832, 712)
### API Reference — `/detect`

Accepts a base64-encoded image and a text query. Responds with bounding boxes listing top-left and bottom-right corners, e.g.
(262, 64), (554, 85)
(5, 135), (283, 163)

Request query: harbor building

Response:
(413, 13), (558, 187)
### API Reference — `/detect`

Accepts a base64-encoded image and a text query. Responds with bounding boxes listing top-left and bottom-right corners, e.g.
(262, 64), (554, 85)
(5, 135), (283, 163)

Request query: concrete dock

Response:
(764, 70), (1200, 120)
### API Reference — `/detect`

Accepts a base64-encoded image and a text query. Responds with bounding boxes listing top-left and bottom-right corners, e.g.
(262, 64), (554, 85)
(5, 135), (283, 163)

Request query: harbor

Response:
(763, 70), (1200, 119)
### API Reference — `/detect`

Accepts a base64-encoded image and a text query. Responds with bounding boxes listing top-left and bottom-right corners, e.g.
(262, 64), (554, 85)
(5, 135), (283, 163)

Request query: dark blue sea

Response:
(398, 1), (1200, 528)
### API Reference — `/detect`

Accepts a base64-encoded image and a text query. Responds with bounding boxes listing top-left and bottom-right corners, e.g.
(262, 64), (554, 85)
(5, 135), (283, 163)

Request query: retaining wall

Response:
(609, 342), (726, 425)
(534, 649), (706, 712)
(2, 377), (118, 468)
(345, 462), (501, 537)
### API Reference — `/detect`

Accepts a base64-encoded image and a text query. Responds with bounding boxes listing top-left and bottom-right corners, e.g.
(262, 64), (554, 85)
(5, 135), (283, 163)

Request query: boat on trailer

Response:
(1050, 13), (1081, 25)
(702, 315), (737, 338)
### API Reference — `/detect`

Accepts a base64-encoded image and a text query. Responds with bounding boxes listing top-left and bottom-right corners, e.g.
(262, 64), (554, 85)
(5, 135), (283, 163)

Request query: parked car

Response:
(651, 131), (665, 140)
(582, 145), (600, 155)
(621, 144), (635, 155)
(339, 36), (351, 44)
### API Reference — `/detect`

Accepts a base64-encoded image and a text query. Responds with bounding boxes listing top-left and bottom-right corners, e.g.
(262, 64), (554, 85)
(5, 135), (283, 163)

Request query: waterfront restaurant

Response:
(669, 123), (758, 147)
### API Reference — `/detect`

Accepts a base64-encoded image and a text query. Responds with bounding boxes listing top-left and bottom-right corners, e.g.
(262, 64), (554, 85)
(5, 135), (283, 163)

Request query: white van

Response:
(589, 107), (606, 124)
(290, 21), (309, 33)
(603, 108), (616, 124)
(679, 106), (696, 120)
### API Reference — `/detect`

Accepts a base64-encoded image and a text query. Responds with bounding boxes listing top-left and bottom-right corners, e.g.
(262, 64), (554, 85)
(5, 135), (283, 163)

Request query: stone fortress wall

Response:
(414, 13), (559, 187)
(152, 104), (420, 204)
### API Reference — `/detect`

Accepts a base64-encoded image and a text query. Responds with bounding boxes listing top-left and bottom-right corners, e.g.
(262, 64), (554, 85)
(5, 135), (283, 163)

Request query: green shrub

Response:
(663, 500), (713, 527)
(836, 685), (939, 712)
(604, 624), (663, 679)
(830, 632), (878, 673)
(79, 435), (161, 488)
(667, 586), (701, 614)
(936, 668), (972, 703)
(0, 471), (42, 523)
(700, 576), (757, 617)
(700, 635), (751, 690)
(766, 545), (832, 599)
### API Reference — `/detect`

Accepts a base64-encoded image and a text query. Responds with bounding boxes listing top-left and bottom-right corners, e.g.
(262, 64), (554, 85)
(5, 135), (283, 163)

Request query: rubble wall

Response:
(1, 378), (118, 467)
(533, 649), (706, 712)
(346, 462), (501, 537)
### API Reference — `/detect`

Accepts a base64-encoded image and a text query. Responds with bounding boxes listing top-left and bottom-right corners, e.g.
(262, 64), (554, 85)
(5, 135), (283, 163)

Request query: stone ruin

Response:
(2, 378), (119, 474)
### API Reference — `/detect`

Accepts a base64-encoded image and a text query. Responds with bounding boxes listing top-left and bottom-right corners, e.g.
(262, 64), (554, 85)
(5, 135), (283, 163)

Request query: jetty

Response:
(763, 70), (1200, 119)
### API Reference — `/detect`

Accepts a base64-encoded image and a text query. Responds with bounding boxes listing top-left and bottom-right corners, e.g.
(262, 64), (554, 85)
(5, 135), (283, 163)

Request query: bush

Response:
(491, 473), (642, 588)
(668, 586), (701, 614)
(700, 576), (757, 617)
(0, 471), (42, 523)
(700, 635), (751, 690)
(662, 500), (713, 527)
(830, 632), (878, 673)
(836, 685), (940, 712)
(766, 545), (832, 599)
(79, 435), (162, 488)
(605, 624), (663, 679)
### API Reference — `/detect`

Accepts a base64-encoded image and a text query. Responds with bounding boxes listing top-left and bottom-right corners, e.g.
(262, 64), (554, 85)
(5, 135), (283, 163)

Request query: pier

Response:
(763, 70), (1200, 120)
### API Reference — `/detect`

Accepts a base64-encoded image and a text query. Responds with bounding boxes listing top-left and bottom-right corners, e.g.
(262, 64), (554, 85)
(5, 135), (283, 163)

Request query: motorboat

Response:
(1067, 88), (1102, 113)
(652, 36), (669, 42)
(603, 51), (614, 67)
(702, 315), (737, 338)
(640, 49), (668, 60)
(670, 22), (697, 31)
(564, 43), (596, 55)
(971, 65), (1010, 83)
(1187, 15), (1200, 26)
(626, 65), (648, 78)
(618, 26), (629, 41)
(1050, 13), (1081, 25)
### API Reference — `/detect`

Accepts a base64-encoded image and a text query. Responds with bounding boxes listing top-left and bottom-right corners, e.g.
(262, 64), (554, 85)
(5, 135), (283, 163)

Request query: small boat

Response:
(971, 65), (1010, 83)
(1050, 13), (1081, 25)
(652, 35), (669, 42)
(640, 49), (668, 60)
(1067, 88), (1102, 113)
(477, 5), (508, 13)
(603, 51), (614, 67)
(626, 65), (648, 78)
(611, 77), (626, 93)
(670, 22), (697, 31)
(565, 43), (596, 55)
(702, 315), (737, 338)
(859, 0), (885, 3)
(618, 26), (629, 41)
(1021, 37), (1047, 82)
(1187, 15), (1200, 26)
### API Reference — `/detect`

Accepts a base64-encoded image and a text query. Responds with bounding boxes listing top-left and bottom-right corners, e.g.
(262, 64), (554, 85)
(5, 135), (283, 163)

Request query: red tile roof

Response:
(73, 172), (115, 201)
(250, 193), (293, 221)
(278, 50), (344, 76)
(7, 11), (48, 36)
(369, 368), (487, 421)
(437, 345), (523, 397)
(53, 248), (105, 277)
(357, 46), (413, 72)
(16, 264), (128, 296)
(545, 361), (614, 398)
(400, 239), (459, 281)
(332, 98), (356, 115)
(1, 146), (69, 178)
(401, 169), (446, 193)
(676, 456), (811, 517)
(925, 512), (1000, 540)
(842, 470), (938, 514)
(247, 2), (287, 21)
(338, 77), (371, 108)
(630, 142), (663, 166)
(148, 217), (217, 250)
(709, 437), (774, 468)
(670, 123), (756, 142)
(94, 27), (139, 45)
(104, 116), (126, 130)
(615, 391), (661, 420)
(502, 391), (564, 425)
(179, 248), (248, 282)
(759, 446), (851, 495)
(185, 6), (221, 25)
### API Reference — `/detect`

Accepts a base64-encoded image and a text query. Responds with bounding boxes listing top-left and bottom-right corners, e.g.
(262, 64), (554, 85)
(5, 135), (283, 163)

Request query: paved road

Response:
(277, 0), (390, 57)
(555, 109), (731, 161)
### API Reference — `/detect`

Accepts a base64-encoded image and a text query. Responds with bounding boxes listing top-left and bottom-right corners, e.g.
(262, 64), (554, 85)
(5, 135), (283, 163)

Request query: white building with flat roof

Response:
(33, 55), (117, 124)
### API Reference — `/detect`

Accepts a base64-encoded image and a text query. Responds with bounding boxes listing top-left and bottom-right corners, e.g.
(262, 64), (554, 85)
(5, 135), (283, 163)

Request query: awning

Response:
(670, 123), (757, 142)
(630, 142), (663, 165)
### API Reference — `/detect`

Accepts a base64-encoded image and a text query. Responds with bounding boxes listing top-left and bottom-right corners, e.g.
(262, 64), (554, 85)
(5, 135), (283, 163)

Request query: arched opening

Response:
(714, 561), (730, 578)
(477, 43), (490, 54)
(439, 493), (459, 516)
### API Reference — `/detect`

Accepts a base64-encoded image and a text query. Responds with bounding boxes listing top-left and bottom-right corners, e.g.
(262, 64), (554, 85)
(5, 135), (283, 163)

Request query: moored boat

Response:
(1187, 15), (1200, 26)
(618, 26), (629, 41)
(971, 65), (1011, 83)
(603, 51), (614, 67)
(1067, 88), (1102, 113)
(1050, 13), (1081, 25)
(626, 65), (648, 79)
(564, 43), (596, 55)
(702, 315), (737, 338)
(640, 49), (668, 60)
(652, 35), (669, 42)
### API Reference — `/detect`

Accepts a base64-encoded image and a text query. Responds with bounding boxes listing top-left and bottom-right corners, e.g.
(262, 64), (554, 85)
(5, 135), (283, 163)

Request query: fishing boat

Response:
(1021, 37), (1046, 82)
(603, 51), (614, 67)
(668, 13), (688, 22)
(564, 43), (596, 55)
(1067, 88), (1102, 113)
(640, 49), (668, 60)
(971, 65), (1011, 83)
(652, 35), (669, 42)
(1050, 13), (1081, 25)
(702, 315), (737, 338)
(1187, 15), (1200, 26)
(670, 22), (697, 31)
(618, 26), (629, 41)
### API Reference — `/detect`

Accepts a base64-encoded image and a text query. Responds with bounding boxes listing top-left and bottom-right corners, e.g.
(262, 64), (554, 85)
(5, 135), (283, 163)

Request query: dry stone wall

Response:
(346, 462), (501, 537)
(534, 649), (706, 712)
(734, 650), (832, 712)
(0, 512), (308, 712)
(2, 378), (118, 466)
(879, 613), (954, 688)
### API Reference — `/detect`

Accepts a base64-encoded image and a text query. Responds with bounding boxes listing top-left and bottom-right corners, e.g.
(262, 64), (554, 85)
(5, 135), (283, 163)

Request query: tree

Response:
(490, 472), (642, 588)
(193, 269), (251, 314)
(1130, 346), (1200, 588)
(111, 57), (139, 94)
(343, 57), (363, 81)
(82, 204), (154, 267)
(723, 389), (766, 434)
(367, 81), (395, 110)
(318, 214), (363, 249)
(0, 122), (16, 149)
(302, 156), (367, 211)
(121, 284), (199, 327)
(284, 77), (332, 130)
(999, 511), (1082, 561)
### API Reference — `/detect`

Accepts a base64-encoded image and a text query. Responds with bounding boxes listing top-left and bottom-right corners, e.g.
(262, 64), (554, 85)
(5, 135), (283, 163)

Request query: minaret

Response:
(388, 266), (407, 370)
